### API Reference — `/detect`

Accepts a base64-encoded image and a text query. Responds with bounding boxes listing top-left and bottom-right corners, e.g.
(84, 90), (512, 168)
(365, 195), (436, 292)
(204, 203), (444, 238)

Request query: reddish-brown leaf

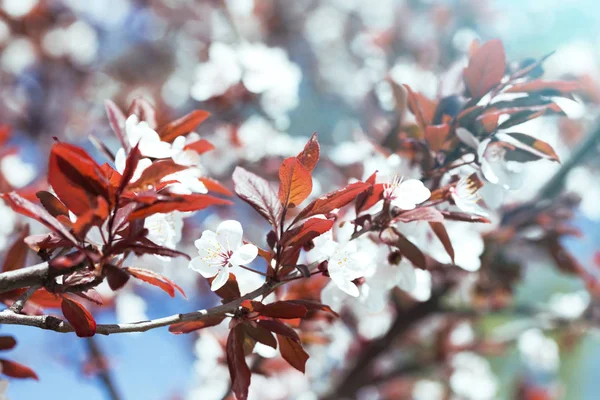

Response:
(1, 225), (30, 272)
(282, 218), (334, 248)
(213, 274), (241, 303)
(424, 124), (450, 152)
(184, 139), (215, 155)
(50, 251), (87, 269)
(257, 319), (299, 341)
(429, 222), (455, 263)
(296, 133), (320, 172)
(257, 301), (307, 319)
(48, 143), (110, 216)
(1, 192), (78, 244)
(128, 194), (232, 220)
(36, 191), (69, 218)
(463, 39), (506, 98)
(0, 359), (38, 380)
(227, 324), (251, 400)
(61, 297), (97, 337)
(396, 207), (444, 223)
(105, 99), (129, 150)
(126, 159), (189, 192)
(293, 182), (370, 224)
(126, 267), (186, 298)
(0, 336), (17, 351)
(199, 177), (233, 197)
(127, 97), (157, 129)
(278, 157), (312, 208)
(242, 322), (277, 348)
(404, 85), (436, 129)
(505, 80), (581, 96)
(169, 315), (226, 334)
(277, 334), (309, 373)
(499, 132), (560, 163)
(158, 110), (210, 142)
(388, 228), (426, 269)
(104, 264), (130, 291)
(233, 167), (283, 228)
(440, 211), (491, 223)
(283, 300), (339, 317)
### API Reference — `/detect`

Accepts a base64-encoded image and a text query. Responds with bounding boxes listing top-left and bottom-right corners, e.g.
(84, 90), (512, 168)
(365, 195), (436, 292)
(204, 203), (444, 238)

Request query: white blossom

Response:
(383, 176), (431, 210)
(124, 115), (173, 159)
(189, 220), (258, 291)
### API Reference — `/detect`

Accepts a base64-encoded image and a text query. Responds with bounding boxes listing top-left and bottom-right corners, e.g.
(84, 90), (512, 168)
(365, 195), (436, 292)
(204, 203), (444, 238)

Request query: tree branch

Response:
(8, 284), (41, 313)
(0, 262), (84, 294)
(0, 281), (284, 335)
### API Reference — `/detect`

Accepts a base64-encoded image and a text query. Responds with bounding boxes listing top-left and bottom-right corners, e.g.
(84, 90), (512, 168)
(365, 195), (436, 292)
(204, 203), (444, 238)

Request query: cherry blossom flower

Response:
(145, 212), (183, 258)
(383, 176), (431, 210)
(114, 148), (151, 182)
(165, 135), (208, 194)
(319, 239), (363, 297)
(124, 114), (173, 159)
(449, 175), (488, 216)
(189, 220), (258, 291)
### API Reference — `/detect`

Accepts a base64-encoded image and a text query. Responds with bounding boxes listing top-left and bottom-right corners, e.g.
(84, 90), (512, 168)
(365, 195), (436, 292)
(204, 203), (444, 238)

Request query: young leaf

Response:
(184, 139), (215, 155)
(278, 157), (312, 208)
(277, 334), (309, 373)
(1, 192), (78, 244)
(256, 301), (308, 319)
(212, 274), (241, 303)
(424, 124), (450, 152)
(505, 80), (581, 97)
(127, 97), (157, 129)
(283, 300), (339, 317)
(199, 177), (233, 197)
(126, 159), (189, 192)
(296, 133), (320, 172)
(36, 191), (69, 218)
(0, 336), (17, 351)
(388, 228), (426, 269)
(61, 297), (97, 337)
(498, 132), (560, 163)
(463, 39), (506, 99)
(158, 110), (210, 142)
(227, 324), (251, 400)
(232, 167), (283, 228)
(0, 359), (38, 380)
(105, 99), (129, 150)
(243, 323), (277, 349)
(257, 319), (299, 342)
(395, 207), (444, 223)
(125, 267), (186, 298)
(282, 218), (334, 248)
(127, 194), (232, 220)
(104, 264), (130, 291)
(169, 315), (226, 334)
(48, 143), (110, 216)
(404, 85), (436, 130)
(429, 222), (455, 263)
(292, 182), (370, 224)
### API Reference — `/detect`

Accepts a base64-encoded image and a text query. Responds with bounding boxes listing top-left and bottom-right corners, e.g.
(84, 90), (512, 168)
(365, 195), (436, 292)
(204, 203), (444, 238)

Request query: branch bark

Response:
(0, 281), (284, 335)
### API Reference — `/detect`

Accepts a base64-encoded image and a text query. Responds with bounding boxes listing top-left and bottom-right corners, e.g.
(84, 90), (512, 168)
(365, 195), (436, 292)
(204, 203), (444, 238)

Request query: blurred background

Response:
(1, 0), (600, 399)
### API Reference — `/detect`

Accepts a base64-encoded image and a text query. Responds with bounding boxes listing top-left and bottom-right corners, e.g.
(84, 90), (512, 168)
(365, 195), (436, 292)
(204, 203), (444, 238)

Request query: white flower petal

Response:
(210, 267), (230, 291)
(456, 128), (480, 149)
(216, 220), (243, 250)
(189, 256), (218, 278)
(398, 179), (431, 204)
(195, 230), (219, 250)
(229, 244), (258, 266)
(332, 276), (360, 297)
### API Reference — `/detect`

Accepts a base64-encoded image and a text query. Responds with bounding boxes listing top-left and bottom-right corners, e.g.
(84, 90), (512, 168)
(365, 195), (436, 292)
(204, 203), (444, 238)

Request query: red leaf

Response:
(429, 222), (455, 263)
(184, 139), (215, 155)
(277, 334), (309, 373)
(169, 315), (226, 334)
(440, 211), (491, 223)
(505, 80), (581, 96)
(126, 159), (189, 192)
(404, 85), (436, 129)
(105, 99), (129, 150)
(48, 143), (110, 216)
(118, 145), (142, 194)
(284, 299), (339, 317)
(104, 264), (130, 291)
(278, 157), (312, 208)
(36, 191), (69, 218)
(27, 289), (62, 309)
(227, 324), (251, 400)
(1, 192), (78, 244)
(125, 267), (186, 298)
(424, 124), (450, 152)
(1, 225), (29, 272)
(0, 336), (17, 351)
(61, 297), (97, 337)
(257, 301), (307, 319)
(0, 359), (38, 380)
(395, 207), (444, 223)
(199, 177), (233, 197)
(232, 167), (283, 228)
(296, 133), (320, 172)
(388, 228), (426, 269)
(498, 132), (560, 163)
(128, 194), (232, 220)
(242, 322), (277, 348)
(158, 110), (210, 142)
(213, 274), (241, 303)
(127, 97), (157, 129)
(282, 218), (334, 248)
(50, 251), (87, 269)
(257, 319), (299, 341)
(293, 182), (370, 224)
(463, 39), (506, 98)
(355, 174), (385, 214)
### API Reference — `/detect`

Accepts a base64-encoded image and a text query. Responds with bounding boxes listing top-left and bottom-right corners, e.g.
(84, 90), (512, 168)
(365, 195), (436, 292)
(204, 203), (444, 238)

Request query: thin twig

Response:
(8, 284), (41, 314)
(85, 337), (122, 400)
